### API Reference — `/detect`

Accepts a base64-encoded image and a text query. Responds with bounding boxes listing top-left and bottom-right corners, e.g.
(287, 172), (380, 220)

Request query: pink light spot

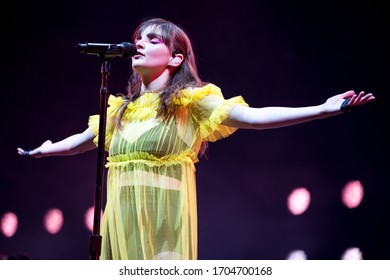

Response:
(286, 250), (307, 260)
(342, 180), (364, 209)
(44, 208), (64, 234)
(341, 247), (363, 260)
(1, 212), (18, 238)
(287, 187), (311, 215)
(84, 206), (103, 232)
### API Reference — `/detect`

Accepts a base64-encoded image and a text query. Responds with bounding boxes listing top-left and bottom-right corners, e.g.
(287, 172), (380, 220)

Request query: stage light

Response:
(341, 247), (363, 260)
(43, 208), (64, 234)
(1, 212), (18, 238)
(341, 180), (364, 209)
(286, 249), (307, 260)
(84, 206), (103, 232)
(287, 187), (311, 215)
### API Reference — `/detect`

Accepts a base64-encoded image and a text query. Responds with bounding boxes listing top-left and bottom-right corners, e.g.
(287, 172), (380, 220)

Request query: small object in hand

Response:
(341, 98), (352, 113)
(22, 150), (30, 156)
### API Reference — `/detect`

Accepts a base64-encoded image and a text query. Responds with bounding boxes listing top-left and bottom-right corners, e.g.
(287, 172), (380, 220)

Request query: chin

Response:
(131, 63), (144, 71)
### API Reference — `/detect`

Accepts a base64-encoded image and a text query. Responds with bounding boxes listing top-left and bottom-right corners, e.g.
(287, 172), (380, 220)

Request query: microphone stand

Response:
(89, 54), (112, 260)
(79, 43), (136, 260)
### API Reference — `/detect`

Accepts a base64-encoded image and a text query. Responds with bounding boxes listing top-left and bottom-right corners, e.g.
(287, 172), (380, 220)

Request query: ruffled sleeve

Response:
(88, 95), (124, 150)
(183, 83), (249, 142)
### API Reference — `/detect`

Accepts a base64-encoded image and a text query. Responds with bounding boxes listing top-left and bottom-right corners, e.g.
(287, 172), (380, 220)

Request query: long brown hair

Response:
(117, 18), (205, 123)
(117, 18), (209, 156)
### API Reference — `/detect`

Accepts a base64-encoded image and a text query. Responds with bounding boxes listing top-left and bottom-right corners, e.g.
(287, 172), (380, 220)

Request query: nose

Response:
(135, 40), (144, 49)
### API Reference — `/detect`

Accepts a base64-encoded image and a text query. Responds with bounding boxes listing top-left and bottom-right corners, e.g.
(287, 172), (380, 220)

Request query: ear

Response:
(168, 53), (184, 67)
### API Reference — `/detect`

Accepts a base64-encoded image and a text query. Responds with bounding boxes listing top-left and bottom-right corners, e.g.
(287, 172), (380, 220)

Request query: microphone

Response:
(341, 98), (352, 113)
(76, 42), (137, 59)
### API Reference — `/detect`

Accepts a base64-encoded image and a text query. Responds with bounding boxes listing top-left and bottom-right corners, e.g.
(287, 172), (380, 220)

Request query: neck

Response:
(140, 69), (171, 93)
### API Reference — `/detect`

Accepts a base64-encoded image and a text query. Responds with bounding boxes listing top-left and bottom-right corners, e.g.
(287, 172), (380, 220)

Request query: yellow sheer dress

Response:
(88, 83), (248, 260)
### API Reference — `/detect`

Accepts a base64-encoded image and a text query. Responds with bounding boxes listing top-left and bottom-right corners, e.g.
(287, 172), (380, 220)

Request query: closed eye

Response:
(150, 38), (163, 44)
(148, 33), (164, 44)
(135, 32), (164, 44)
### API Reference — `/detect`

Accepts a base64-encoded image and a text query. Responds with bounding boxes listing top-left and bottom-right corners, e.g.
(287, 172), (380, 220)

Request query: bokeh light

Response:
(287, 187), (311, 215)
(286, 250), (307, 260)
(342, 180), (364, 209)
(1, 212), (18, 238)
(43, 208), (64, 234)
(341, 247), (363, 260)
(84, 206), (103, 232)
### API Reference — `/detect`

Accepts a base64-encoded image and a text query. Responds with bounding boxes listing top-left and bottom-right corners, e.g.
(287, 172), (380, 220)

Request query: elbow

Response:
(71, 140), (96, 155)
(71, 145), (90, 155)
(248, 122), (265, 130)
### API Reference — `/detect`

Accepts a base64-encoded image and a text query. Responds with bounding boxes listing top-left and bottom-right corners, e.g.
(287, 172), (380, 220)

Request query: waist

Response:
(106, 151), (197, 168)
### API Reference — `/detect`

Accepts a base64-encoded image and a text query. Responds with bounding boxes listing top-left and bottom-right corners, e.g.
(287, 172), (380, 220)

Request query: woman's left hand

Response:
(323, 90), (375, 114)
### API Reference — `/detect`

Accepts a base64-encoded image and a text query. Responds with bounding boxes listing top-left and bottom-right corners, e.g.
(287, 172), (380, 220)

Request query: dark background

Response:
(1, 0), (388, 260)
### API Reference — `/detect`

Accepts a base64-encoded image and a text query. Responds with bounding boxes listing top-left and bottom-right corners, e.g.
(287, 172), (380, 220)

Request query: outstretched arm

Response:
(17, 128), (97, 158)
(222, 90), (375, 130)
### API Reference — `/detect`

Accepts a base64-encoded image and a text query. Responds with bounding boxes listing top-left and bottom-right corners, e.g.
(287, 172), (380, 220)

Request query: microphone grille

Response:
(119, 42), (137, 59)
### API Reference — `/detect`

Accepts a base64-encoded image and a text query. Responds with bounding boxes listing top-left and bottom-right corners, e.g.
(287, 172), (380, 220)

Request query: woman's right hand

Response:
(17, 140), (53, 158)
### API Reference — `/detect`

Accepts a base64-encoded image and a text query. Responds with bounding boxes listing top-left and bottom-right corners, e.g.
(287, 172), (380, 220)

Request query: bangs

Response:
(132, 20), (173, 48)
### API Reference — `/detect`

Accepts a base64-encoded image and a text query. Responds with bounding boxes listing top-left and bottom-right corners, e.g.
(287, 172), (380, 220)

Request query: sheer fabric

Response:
(88, 83), (248, 259)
